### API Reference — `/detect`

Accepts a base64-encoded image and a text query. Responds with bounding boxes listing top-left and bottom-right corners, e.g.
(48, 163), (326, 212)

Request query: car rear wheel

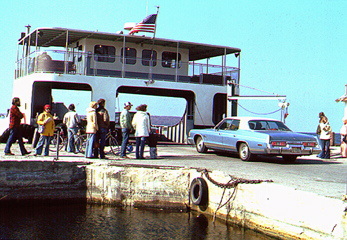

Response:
(282, 155), (297, 163)
(239, 143), (254, 161)
(195, 136), (208, 153)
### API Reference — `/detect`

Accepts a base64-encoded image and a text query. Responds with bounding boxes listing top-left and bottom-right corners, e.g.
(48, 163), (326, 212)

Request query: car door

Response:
(221, 119), (240, 152)
(206, 120), (228, 149)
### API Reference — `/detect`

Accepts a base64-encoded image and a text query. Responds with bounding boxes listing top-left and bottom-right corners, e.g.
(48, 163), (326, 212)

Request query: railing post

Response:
(54, 129), (60, 161)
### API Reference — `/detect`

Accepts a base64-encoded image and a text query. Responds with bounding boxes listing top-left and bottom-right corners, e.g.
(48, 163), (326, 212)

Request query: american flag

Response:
(129, 14), (157, 35)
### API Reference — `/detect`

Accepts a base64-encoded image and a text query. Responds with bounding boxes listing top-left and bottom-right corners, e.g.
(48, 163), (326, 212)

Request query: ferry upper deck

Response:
(16, 27), (241, 85)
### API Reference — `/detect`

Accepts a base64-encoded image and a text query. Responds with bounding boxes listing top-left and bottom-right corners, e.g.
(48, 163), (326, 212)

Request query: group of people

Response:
(4, 97), (155, 159)
(84, 100), (154, 159)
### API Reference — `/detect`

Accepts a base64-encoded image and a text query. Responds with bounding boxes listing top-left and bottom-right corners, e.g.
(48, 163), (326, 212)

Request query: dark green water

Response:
(0, 204), (276, 240)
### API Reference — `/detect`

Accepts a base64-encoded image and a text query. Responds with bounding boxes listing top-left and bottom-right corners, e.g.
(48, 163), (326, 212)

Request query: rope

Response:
(230, 82), (280, 96)
(199, 168), (273, 223)
(238, 103), (282, 115)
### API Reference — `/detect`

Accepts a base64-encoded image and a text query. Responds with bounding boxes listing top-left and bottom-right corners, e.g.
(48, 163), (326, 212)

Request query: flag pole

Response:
(152, 6), (160, 39)
(148, 6), (159, 82)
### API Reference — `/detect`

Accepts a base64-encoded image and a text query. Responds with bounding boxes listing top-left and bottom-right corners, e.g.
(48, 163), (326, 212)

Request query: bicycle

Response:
(105, 129), (120, 155)
(105, 129), (133, 156)
(50, 127), (67, 152)
(74, 129), (87, 154)
(50, 126), (86, 153)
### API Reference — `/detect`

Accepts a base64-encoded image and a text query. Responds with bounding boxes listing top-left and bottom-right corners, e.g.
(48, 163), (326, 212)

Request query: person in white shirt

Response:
(63, 104), (80, 153)
(132, 104), (150, 159)
(318, 116), (331, 159)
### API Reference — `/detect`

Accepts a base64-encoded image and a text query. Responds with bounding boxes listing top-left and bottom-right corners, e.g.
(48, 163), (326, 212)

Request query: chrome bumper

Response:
(266, 147), (321, 155)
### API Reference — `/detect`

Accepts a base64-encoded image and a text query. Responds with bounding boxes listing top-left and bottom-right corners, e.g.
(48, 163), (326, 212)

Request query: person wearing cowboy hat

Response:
(120, 102), (133, 158)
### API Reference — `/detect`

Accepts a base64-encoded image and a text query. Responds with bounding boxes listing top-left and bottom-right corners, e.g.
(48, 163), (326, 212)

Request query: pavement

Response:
(1, 142), (346, 200)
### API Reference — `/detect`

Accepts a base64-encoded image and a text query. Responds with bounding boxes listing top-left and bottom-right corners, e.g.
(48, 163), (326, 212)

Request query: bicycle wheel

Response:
(50, 134), (66, 152)
(108, 136), (120, 155)
(75, 134), (87, 153)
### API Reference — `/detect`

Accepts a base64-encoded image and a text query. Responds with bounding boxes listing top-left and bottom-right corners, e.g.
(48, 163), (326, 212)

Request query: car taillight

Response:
(271, 141), (286, 146)
(303, 142), (316, 147)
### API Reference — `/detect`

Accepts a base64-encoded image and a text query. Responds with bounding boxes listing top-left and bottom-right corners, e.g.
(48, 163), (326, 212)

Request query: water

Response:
(0, 204), (276, 240)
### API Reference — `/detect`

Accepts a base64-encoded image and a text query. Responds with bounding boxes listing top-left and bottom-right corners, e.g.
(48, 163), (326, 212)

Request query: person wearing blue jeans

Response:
(35, 135), (52, 156)
(85, 133), (96, 158)
(317, 115), (331, 159)
(63, 104), (80, 153)
(85, 101), (98, 158)
(35, 104), (55, 156)
(320, 139), (330, 159)
(95, 99), (110, 159)
(135, 137), (147, 159)
(132, 104), (151, 159)
(96, 127), (107, 159)
(4, 97), (30, 156)
(120, 102), (133, 158)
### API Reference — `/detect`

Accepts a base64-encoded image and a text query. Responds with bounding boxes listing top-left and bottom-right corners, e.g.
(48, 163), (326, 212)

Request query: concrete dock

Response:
(0, 143), (346, 239)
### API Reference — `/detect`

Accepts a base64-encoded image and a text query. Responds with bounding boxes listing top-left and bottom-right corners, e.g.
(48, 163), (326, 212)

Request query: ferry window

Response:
(121, 47), (137, 65)
(162, 51), (181, 68)
(94, 45), (115, 62)
(142, 50), (157, 66)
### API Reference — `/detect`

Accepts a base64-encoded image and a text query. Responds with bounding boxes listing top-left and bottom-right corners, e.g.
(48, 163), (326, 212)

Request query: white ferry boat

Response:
(4, 25), (241, 143)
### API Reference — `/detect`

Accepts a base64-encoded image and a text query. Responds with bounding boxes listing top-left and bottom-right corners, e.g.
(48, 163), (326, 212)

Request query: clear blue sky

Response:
(1, 0), (346, 132)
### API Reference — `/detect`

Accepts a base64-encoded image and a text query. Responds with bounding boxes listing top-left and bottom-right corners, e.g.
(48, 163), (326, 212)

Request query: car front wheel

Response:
(238, 143), (254, 161)
(195, 136), (208, 153)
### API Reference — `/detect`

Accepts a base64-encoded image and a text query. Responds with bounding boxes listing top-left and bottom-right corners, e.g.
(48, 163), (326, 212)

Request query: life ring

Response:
(190, 177), (208, 206)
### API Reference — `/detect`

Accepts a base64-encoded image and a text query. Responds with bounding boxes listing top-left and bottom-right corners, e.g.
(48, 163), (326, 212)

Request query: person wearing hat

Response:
(85, 101), (98, 158)
(132, 104), (151, 159)
(4, 97), (30, 156)
(35, 104), (55, 156)
(120, 102), (133, 158)
(95, 98), (110, 159)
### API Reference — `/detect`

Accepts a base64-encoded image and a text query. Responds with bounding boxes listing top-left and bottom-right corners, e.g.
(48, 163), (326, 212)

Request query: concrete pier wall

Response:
(86, 164), (347, 240)
(0, 161), (86, 202)
(86, 164), (191, 210)
(0, 162), (346, 239)
(194, 172), (347, 240)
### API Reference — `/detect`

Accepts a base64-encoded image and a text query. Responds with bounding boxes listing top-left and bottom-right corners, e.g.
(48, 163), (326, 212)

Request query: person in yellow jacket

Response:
(35, 104), (55, 156)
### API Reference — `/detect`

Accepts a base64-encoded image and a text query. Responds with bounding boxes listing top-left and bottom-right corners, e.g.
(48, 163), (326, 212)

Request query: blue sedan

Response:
(187, 117), (321, 163)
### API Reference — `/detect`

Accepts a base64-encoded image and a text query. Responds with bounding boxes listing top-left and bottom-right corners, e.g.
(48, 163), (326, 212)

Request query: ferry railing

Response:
(15, 50), (240, 86)
(154, 112), (188, 144)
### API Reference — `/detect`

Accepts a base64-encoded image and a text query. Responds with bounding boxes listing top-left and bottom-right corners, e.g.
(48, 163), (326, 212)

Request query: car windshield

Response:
(248, 120), (291, 131)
